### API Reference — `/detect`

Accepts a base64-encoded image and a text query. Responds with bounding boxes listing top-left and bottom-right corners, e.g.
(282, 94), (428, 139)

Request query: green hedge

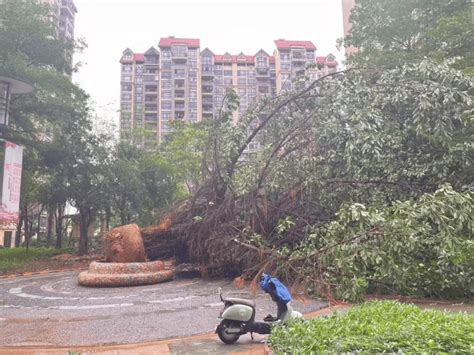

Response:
(0, 247), (69, 273)
(269, 301), (474, 353)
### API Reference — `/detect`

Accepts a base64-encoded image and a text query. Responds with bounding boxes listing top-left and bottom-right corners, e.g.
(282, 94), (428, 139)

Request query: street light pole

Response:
(0, 76), (34, 136)
(0, 76), (34, 248)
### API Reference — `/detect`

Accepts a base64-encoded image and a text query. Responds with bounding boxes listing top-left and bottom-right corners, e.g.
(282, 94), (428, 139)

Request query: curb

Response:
(0, 268), (88, 280)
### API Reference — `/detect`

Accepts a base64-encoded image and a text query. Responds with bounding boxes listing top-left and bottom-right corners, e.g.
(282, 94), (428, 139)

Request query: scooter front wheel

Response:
(217, 319), (241, 344)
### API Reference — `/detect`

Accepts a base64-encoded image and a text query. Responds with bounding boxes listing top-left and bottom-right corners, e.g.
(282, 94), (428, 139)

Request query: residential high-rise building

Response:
(120, 37), (337, 146)
(39, 0), (77, 41)
(59, 0), (77, 40)
(342, 0), (357, 57)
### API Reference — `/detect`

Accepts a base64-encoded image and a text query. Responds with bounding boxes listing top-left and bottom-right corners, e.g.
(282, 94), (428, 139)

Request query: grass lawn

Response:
(269, 300), (474, 353)
(0, 247), (70, 273)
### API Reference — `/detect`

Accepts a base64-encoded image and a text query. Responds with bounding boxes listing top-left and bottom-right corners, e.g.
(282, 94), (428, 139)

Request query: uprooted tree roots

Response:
(140, 62), (473, 301)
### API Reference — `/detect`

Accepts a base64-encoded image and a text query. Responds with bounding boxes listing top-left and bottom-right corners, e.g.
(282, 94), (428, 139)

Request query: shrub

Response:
(268, 301), (474, 353)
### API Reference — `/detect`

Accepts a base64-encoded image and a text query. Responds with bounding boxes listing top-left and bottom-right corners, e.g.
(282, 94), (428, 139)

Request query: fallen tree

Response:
(144, 61), (473, 301)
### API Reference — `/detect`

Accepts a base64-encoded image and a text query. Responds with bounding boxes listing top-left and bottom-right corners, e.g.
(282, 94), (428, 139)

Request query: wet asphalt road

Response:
(0, 272), (327, 347)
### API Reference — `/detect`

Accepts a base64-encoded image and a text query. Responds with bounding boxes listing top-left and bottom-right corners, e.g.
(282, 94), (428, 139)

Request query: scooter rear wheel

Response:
(217, 320), (241, 344)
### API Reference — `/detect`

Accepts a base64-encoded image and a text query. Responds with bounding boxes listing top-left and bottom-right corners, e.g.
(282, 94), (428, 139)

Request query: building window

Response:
(162, 112), (171, 120)
(174, 68), (186, 77)
(161, 71), (172, 79)
(202, 55), (212, 65)
(256, 56), (267, 68)
(161, 90), (171, 99)
(172, 45), (187, 57)
(162, 50), (171, 58)
(280, 52), (290, 61)
(161, 101), (172, 109)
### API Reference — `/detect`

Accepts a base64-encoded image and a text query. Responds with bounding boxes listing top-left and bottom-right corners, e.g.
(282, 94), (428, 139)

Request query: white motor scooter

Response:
(215, 288), (302, 344)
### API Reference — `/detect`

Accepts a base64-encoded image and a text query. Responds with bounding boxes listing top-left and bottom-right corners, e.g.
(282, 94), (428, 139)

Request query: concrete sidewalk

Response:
(0, 306), (348, 355)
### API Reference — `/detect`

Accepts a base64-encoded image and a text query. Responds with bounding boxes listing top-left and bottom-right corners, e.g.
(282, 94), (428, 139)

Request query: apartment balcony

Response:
(175, 112), (185, 119)
(175, 81), (185, 92)
(256, 68), (269, 77)
(61, 0), (76, 18)
(202, 86), (213, 95)
(291, 53), (307, 62)
(175, 103), (185, 110)
(143, 74), (159, 82)
(174, 92), (185, 99)
(145, 104), (158, 112)
(202, 66), (214, 78)
(202, 112), (213, 120)
(145, 114), (158, 122)
(144, 56), (159, 66)
(172, 53), (188, 63)
(202, 104), (213, 113)
(145, 86), (158, 93)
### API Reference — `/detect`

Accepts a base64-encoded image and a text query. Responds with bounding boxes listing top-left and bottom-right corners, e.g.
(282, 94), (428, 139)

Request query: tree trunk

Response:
(55, 203), (64, 249)
(47, 208), (54, 246)
(24, 206), (29, 251)
(105, 208), (111, 232)
(26, 220), (33, 251)
(36, 206), (43, 243)
(15, 208), (24, 247)
(78, 208), (91, 256)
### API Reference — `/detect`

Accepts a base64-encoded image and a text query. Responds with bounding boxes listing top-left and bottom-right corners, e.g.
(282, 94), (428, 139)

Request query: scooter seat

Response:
(223, 297), (256, 307)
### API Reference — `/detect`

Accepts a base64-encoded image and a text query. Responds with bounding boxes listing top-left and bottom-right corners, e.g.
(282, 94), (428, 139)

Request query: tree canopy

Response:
(344, 0), (474, 74)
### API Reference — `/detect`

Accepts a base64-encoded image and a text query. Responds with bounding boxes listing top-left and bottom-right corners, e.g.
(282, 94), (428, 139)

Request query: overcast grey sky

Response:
(73, 0), (345, 126)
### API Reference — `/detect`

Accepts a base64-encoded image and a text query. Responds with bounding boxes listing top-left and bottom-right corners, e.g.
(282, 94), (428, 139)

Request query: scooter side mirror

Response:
(218, 287), (223, 301)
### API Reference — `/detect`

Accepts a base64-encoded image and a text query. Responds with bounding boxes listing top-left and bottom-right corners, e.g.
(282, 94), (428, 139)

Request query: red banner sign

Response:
(0, 141), (23, 223)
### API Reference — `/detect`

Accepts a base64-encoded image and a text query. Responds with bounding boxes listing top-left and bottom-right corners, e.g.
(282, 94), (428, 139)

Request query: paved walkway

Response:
(0, 272), (328, 351)
(0, 306), (346, 354)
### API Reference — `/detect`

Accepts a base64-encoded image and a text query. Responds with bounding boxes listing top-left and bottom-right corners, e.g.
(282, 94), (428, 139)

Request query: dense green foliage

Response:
(344, 0), (474, 74)
(0, 247), (69, 273)
(1, 0), (184, 254)
(269, 301), (474, 353)
(287, 184), (473, 301)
